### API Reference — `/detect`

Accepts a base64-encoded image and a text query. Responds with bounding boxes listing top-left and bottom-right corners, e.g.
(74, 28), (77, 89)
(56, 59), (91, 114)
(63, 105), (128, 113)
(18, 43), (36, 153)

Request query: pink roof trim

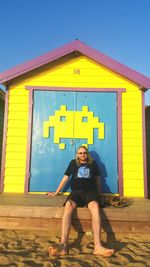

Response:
(0, 39), (150, 88)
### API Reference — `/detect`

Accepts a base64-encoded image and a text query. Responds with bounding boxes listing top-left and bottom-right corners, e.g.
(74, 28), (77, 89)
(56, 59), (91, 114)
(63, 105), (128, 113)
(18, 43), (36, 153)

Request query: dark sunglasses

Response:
(78, 152), (87, 155)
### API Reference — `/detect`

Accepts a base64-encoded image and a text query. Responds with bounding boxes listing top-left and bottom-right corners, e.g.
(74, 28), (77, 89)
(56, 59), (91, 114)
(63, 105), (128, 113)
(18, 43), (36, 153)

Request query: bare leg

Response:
(61, 200), (77, 246)
(48, 200), (76, 256)
(88, 201), (114, 257)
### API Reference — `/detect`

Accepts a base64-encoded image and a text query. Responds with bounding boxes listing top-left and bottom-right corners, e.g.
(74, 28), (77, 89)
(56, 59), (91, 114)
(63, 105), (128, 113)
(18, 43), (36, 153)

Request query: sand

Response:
(0, 230), (150, 267)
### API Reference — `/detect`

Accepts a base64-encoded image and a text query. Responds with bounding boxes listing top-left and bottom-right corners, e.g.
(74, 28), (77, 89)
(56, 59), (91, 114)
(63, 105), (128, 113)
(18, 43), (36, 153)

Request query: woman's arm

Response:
(46, 175), (69, 196)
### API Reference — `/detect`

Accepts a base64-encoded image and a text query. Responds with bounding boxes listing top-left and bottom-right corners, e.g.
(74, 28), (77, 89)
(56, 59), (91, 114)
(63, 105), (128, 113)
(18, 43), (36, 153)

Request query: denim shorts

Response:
(64, 190), (99, 207)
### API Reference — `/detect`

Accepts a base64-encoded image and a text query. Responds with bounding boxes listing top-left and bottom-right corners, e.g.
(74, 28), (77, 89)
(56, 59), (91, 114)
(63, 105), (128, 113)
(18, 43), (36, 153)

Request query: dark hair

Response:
(75, 145), (93, 166)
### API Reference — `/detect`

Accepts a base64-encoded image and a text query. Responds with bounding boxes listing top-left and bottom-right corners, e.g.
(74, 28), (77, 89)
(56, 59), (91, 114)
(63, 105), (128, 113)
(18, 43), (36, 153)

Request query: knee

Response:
(65, 200), (76, 213)
(88, 200), (99, 210)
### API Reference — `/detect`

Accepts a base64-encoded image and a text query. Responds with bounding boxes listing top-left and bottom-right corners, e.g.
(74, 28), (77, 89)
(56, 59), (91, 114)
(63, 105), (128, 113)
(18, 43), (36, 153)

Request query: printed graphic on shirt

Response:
(77, 166), (91, 179)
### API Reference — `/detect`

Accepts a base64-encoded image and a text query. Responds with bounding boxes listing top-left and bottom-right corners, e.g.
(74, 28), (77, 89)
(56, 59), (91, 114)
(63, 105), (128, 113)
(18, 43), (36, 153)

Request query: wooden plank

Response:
(0, 195), (150, 233)
(0, 204), (150, 221)
(0, 194), (66, 206)
(0, 217), (150, 234)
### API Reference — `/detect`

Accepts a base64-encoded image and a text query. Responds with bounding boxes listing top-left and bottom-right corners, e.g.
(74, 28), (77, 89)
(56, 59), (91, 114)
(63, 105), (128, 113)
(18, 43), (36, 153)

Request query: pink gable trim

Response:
(0, 40), (150, 88)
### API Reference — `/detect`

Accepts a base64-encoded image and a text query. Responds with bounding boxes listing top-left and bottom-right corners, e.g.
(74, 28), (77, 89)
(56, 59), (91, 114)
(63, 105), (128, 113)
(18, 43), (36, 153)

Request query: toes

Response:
(48, 244), (67, 256)
(93, 248), (115, 257)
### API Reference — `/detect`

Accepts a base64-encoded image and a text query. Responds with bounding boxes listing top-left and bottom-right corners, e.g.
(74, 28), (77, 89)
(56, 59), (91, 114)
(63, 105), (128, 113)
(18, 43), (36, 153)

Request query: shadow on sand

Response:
(69, 205), (126, 255)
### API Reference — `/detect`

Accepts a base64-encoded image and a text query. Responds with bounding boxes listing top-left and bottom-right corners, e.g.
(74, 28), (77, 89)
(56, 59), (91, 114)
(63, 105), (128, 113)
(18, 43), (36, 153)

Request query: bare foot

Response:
(48, 244), (68, 256)
(93, 246), (114, 257)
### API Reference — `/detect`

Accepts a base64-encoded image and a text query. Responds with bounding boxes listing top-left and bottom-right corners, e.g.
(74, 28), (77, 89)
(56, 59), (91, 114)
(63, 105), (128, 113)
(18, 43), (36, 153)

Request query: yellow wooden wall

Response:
(3, 55), (144, 196)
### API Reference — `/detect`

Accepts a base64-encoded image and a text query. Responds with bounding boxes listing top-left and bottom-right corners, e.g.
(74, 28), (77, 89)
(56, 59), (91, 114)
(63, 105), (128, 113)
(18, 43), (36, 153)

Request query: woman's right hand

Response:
(45, 192), (58, 197)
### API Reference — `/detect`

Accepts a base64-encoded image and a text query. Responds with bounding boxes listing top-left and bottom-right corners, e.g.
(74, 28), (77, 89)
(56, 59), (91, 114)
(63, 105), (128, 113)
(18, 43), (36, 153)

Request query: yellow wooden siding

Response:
(3, 88), (29, 192)
(10, 56), (136, 89)
(124, 186), (144, 197)
(4, 184), (25, 193)
(122, 87), (144, 196)
(3, 55), (144, 196)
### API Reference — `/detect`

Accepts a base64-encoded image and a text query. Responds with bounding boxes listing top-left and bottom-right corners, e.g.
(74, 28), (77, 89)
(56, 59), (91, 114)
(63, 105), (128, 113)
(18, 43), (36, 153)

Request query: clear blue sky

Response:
(0, 0), (150, 103)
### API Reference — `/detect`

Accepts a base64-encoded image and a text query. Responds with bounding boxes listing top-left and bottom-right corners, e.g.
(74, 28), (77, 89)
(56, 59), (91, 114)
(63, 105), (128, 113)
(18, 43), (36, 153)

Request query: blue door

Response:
(76, 92), (118, 193)
(29, 90), (118, 193)
(29, 91), (75, 192)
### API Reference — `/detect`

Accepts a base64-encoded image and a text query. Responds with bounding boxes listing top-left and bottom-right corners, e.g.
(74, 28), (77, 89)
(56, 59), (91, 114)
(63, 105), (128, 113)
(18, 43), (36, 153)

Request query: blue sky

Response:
(0, 0), (150, 103)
